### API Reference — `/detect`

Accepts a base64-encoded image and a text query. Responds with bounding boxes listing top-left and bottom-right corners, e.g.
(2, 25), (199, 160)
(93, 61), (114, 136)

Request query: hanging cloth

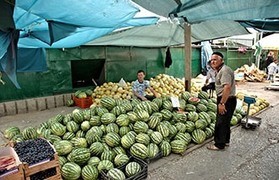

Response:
(165, 47), (173, 68)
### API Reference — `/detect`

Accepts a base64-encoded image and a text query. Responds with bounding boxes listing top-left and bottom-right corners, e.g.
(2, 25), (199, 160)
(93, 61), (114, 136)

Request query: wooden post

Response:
(184, 23), (192, 92)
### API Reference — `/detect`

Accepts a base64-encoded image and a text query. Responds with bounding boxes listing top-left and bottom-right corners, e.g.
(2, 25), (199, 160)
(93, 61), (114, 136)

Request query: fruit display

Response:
(91, 74), (186, 105)
(236, 92), (269, 115)
(3, 75), (270, 179)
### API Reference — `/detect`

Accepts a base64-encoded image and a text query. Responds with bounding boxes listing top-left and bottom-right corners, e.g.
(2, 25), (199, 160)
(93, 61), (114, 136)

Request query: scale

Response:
(241, 96), (262, 130)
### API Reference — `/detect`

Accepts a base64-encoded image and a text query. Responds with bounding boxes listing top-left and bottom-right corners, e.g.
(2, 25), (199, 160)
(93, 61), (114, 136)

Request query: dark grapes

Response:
(14, 138), (55, 165)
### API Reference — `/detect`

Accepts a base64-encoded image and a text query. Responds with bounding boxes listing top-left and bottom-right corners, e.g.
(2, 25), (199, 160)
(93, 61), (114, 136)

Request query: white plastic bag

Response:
(118, 78), (127, 87)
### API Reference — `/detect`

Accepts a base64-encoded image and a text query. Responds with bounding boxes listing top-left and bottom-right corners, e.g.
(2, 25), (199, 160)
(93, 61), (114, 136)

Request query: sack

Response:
(118, 78), (127, 87)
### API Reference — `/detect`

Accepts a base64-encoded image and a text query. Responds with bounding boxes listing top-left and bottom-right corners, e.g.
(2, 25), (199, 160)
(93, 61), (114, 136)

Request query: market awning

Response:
(253, 33), (279, 50)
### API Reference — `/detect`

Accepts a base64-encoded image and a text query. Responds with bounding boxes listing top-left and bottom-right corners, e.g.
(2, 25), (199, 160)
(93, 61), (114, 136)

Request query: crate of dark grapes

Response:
(0, 147), (24, 180)
(13, 138), (62, 180)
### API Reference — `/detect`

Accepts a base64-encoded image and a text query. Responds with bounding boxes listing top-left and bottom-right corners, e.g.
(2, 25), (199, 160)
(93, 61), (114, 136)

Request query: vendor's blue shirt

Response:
(132, 80), (150, 97)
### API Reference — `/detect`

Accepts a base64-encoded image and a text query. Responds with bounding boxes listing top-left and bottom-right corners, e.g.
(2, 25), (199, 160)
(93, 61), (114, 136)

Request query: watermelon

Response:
(133, 121), (149, 134)
(66, 121), (79, 133)
(89, 142), (104, 156)
(188, 97), (200, 105)
(22, 127), (38, 140)
(160, 109), (172, 121)
(148, 114), (162, 129)
(198, 91), (209, 100)
(114, 154), (129, 167)
(59, 156), (68, 167)
(195, 119), (208, 130)
(156, 123), (170, 138)
(88, 156), (100, 166)
(82, 164), (99, 180)
(207, 102), (217, 112)
(121, 134), (136, 149)
(130, 143), (148, 159)
(105, 132), (121, 147)
(136, 110), (150, 122)
(119, 126), (131, 137)
(174, 133), (192, 145)
(71, 137), (88, 148)
(126, 112), (139, 123)
(97, 160), (114, 172)
(230, 116), (239, 126)
(106, 123), (119, 134)
(162, 100), (173, 111)
(54, 140), (73, 156)
(135, 133), (150, 146)
(107, 168), (126, 180)
(4, 127), (20, 140)
(160, 141), (171, 157)
(188, 111), (199, 122)
(61, 162), (81, 180)
(69, 148), (91, 165)
(111, 105), (126, 116)
(204, 127), (214, 138)
(101, 97), (116, 110)
(196, 103), (208, 112)
(192, 129), (207, 144)
(175, 122), (186, 133)
(150, 131), (163, 145)
(95, 106), (109, 116)
(72, 109), (84, 124)
(101, 150), (116, 161)
(185, 121), (196, 133)
(147, 143), (160, 158)
(112, 146), (126, 155)
(89, 116), (101, 126)
(170, 140), (187, 154)
(116, 114), (130, 127)
(181, 91), (191, 101)
(101, 113), (116, 125)
(125, 161), (142, 177)
(81, 121), (91, 131)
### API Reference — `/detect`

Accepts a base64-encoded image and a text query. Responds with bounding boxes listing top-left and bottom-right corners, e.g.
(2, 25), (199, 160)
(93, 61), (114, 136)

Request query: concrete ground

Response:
(0, 82), (278, 179)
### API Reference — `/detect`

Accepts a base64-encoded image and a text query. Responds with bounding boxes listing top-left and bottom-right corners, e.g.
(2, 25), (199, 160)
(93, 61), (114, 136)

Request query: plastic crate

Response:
(101, 156), (148, 180)
(73, 96), (93, 108)
(145, 151), (163, 164)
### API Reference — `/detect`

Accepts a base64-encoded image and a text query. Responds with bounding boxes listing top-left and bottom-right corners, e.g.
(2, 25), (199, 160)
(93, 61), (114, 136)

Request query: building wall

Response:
(0, 46), (253, 102)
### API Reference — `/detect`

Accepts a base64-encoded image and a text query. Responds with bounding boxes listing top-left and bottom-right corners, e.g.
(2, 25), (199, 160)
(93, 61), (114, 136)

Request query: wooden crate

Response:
(23, 153), (62, 180)
(1, 164), (25, 180)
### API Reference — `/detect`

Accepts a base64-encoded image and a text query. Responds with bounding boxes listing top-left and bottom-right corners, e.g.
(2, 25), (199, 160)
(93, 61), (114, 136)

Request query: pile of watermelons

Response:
(3, 91), (245, 180)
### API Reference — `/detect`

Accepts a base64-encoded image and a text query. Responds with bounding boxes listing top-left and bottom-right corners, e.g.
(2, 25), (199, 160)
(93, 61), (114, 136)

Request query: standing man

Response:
(132, 70), (158, 101)
(207, 52), (237, 151)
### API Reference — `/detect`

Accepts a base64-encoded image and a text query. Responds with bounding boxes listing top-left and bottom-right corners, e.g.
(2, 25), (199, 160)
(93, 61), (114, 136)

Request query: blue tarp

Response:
(0, 0), (159, 88)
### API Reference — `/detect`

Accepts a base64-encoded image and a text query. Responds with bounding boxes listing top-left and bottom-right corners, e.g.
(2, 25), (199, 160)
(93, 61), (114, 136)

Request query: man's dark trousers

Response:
(214, 96), (237, 149)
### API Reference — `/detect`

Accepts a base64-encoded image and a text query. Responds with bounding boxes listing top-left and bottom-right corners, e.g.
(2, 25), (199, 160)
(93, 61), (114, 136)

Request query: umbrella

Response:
(254, 33), (279, 50)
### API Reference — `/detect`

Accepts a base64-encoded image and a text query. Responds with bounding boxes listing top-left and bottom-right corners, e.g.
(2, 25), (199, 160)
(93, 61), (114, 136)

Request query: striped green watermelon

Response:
(95, 106), (109, 116)
(170, 140), (187, 154)
(152, 98), (163, 108)
(101, 150), (116, 161)
(126, 112), (138, 123)
(121, 102), (133, 112)
(185, 104), (196, 112)
(54, 140), (73, 156)
(162, 100), (173, 111)
(204, 127), (214, 138)
(198, 91), (209, 100)
(147, 143), (160, 158)
(71, 137), (88, 148)
(101, 113), (116, 125)
(196, 103), (208, 112)
(81, 121), (90, 131)
(119, 126), (131, 137)
(133, 121), (149, 134)
(46, 134), (61, 144)
(192, 129), (207, 144)
(111, 105), (126, 116)
(175, 122), (186, 133)
(121, 134), (135, 149)
(22, 127), (38, 140)
(130, 143), (148, 159)
(199, 99), (209, 106)
(136, 110), (150, 122)
(88, 156), (100, 166)
(207, 102), (217, 112)
(125, 161), (142, 177)
(66, 121), (79, 133)
(160, 140), (171, 157)
(181, 91), (191, 101)
(97, 160), (114, 172)
(107, 168), (126, 180)
(76, 130), (85, 138)
(101, 97), (116, 110)
(185, 121), (196, 133)
(89, 116), (101, 126)
(172, 112), (187, 122)
(160, 109), (172, 121)
(150, 131), (163, 145)
(89, 142), (104, 156)
(72, 109), (84, 124)
(81, 164), (99, 180)
(174, 133), (192, 145)
(69, 148), (91, 165)
(61, 162), (81, 180)
(199, 112), (211, 125)
(105, 132), (121, 147)
(106, 123), (119, 134)
(51, 122), (66, 136)
(195, 119), (208, 130)
(112, 146), (126, 155)
(58, 156), (68, 167)
(114, 154), (129, 167)
(135, 133), (150, 146)
(207, 111), (216, 121)
(188, 111), (199, 122)
(156, 123), (170, 138)
(116, 114), (130, 126)
(148, 114), (162, 129)
(4, 126), (20, 140)
(150, 101), (160, 113)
